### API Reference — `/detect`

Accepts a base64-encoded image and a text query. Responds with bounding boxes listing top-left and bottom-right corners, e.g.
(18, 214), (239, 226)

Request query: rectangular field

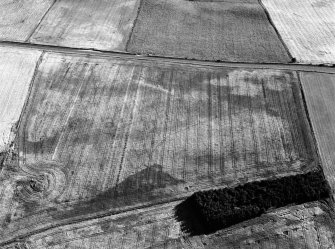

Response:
(127, 0), (291, 63)
(0, 0), (54, 42)
(29, 0), (141, 51)
(0, 53), (316, 243)
(262, 0), (335, 65)
(300, 72), (335, 198)
(0, 47), (42, 152)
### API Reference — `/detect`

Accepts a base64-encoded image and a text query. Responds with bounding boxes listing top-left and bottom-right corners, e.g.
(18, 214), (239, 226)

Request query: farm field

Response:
(3, 200), (334, 249)
(262, 0), (335, 65)
(0, 52), (319, 244)
(0, 47), (42, 153)
(0, 0), (335, 247)
(300, 72), (335, 199)
(127, 0), (291, 63)
(0, 0), (333, 66)
(0, 0), (54, 42)
(16, 52), (316, 204)
(29, 0), (141, 51)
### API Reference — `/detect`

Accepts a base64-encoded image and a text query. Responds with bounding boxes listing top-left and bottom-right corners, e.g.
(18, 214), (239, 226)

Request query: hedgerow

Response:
(189, 170), (330, 233)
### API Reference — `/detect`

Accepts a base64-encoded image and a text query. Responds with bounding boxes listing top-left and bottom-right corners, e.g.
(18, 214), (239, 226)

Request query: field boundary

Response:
(25, 0), (58, 42)
(0, 41), (334, 74)
(0, 165), (320, 246)
(125, 0), (144, 51)
(258, 0), (294, 62)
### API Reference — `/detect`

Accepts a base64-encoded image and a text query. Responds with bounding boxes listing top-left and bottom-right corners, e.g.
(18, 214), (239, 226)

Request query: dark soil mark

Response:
(0, 151), (6, 171)
(228, 5), (265, 21)
(52, 164), (184, 220)
(14, 176), (48, 213)
(19, 133), (60, 156)
(175, 169), (331, 235)
(184, 70), (300, 120)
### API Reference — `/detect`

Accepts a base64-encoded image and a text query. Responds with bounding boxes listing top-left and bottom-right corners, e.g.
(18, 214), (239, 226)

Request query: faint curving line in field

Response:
(14, 160), (67, 207)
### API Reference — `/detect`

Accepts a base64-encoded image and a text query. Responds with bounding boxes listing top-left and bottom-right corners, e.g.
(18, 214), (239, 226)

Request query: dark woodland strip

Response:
(175, 169), (331, 235)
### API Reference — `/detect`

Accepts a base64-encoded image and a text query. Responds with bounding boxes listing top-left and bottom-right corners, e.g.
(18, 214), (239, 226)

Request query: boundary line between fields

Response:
(125, 0), (144, 51)
(0, 40), (334, 74)
(25, 0), (58, 42)
(258, 0), (295, 62)
(0, 196), (186, 247)
(12, 51), (45, 172)
(296, 72), (318, 145)
(0, 168), (318, 247)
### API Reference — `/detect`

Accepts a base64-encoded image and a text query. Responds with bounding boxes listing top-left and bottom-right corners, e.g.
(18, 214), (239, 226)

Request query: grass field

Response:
(262, 0), (335, 65)
(0, 0), (53, 42)
(30, 0), (141, 51)
(127, 0), (291, 63)
(0, 52), (318, 243)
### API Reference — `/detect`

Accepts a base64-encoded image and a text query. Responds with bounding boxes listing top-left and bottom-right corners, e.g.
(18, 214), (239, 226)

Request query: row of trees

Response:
(190, 170), (330, 233)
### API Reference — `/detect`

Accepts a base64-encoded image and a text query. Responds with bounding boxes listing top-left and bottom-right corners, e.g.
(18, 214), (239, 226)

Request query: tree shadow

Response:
(52, 164), (184, 220)
(174, 195), (206, 236)
(174, 200), (335, 249)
